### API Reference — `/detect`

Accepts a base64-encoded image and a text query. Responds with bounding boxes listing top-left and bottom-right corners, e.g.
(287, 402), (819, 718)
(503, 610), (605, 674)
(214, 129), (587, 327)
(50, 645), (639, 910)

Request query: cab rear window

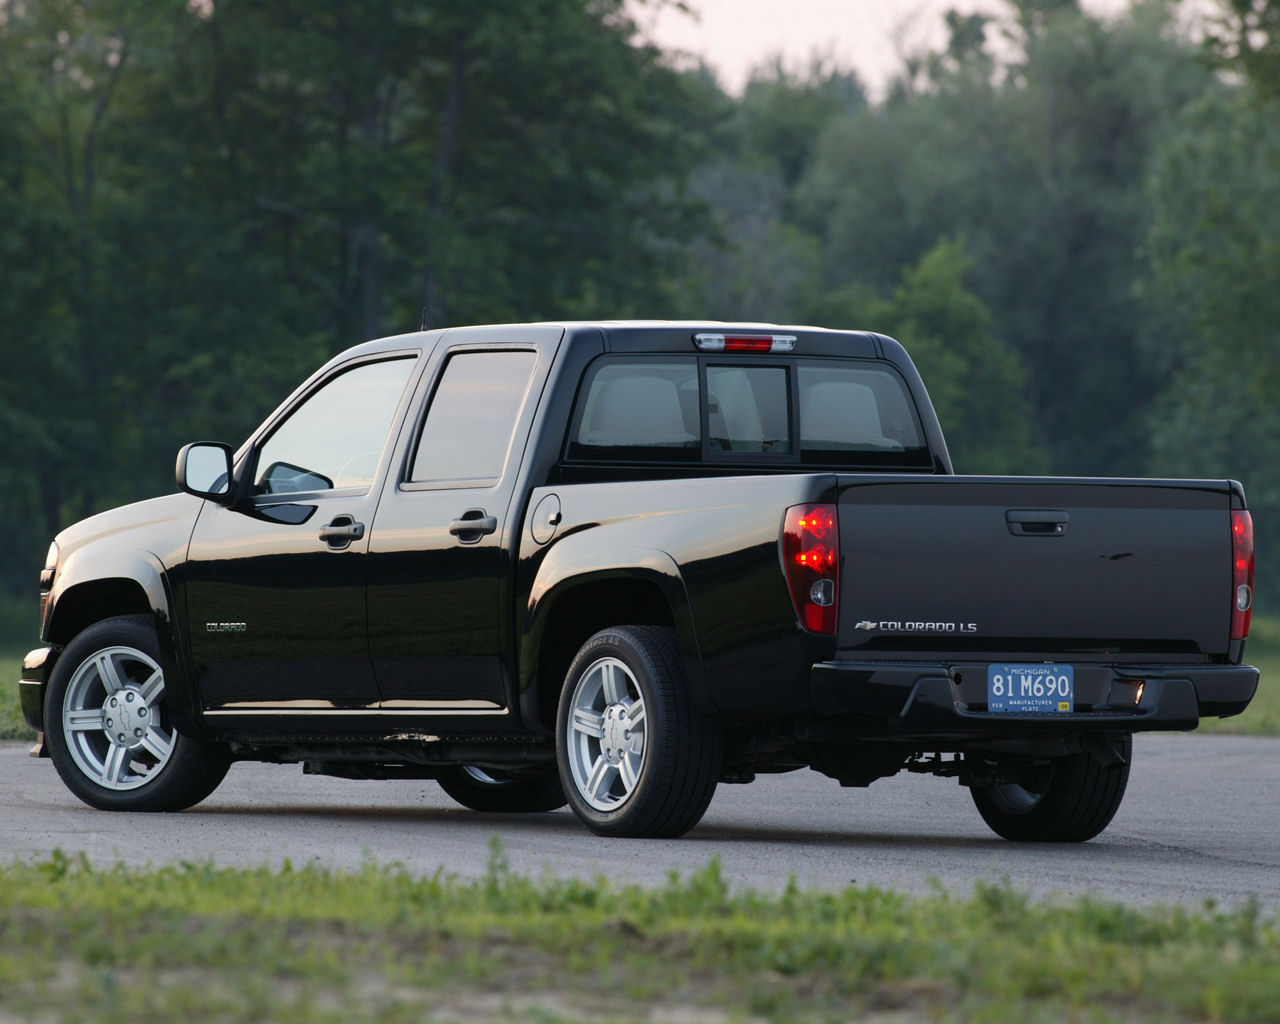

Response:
(566, 356), (931, 468)
(797, 363), (925, 455)
(570, 359), (700, 461)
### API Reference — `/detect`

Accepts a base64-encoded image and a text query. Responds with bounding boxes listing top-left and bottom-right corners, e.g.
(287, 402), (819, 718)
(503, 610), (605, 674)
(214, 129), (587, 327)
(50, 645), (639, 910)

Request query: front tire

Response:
(437, 765), (566, 813)
(556, 626), (721, 838)
(969, 734), (1132, 842)
(44, 616), (231, 812)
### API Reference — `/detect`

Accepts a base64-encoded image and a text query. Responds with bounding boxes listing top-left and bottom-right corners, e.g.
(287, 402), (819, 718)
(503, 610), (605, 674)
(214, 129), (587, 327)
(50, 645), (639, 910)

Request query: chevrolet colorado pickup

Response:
(18, 321), (1259, 840)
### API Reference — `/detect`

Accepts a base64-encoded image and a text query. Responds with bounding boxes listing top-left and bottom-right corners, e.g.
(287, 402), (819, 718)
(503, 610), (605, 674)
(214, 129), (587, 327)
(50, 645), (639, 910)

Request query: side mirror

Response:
(176, 442), (235, 502)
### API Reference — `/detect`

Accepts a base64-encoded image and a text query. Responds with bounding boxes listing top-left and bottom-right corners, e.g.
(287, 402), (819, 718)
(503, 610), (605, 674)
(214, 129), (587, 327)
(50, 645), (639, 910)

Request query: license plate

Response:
(987, 663), (1074, 713)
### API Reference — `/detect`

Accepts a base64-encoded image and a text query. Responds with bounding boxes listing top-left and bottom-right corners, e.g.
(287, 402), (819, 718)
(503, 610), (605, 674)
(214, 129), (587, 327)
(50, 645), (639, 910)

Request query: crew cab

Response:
(18, 322), (1258, 840)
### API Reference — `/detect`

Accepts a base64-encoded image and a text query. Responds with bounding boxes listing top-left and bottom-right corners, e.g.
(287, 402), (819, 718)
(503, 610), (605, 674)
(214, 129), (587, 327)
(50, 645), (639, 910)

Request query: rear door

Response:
(365, 325), (562, 715)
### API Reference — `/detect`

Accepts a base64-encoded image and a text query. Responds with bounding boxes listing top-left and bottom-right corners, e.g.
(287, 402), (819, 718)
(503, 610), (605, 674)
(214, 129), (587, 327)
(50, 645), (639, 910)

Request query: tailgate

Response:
(837, 476), (1236, 657)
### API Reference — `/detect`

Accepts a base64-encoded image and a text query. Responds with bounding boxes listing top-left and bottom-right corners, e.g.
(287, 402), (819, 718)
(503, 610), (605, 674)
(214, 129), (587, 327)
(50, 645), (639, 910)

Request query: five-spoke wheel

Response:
(61, 644), (175, 791)
(45, 616), (231, 811)
(565, 655), (648, 812)
(556, 626), (720, 838)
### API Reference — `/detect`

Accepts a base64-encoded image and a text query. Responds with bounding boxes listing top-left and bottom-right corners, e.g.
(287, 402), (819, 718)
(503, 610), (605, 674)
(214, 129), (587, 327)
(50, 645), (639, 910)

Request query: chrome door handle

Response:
(450, 509), (497, 543)
(319, 517), (365, 549)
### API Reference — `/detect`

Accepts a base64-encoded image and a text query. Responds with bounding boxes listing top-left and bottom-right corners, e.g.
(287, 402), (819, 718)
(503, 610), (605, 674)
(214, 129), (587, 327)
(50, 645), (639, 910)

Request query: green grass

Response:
(1, 644), (35, 741)
(1199, 615), (1280, 735)
(0, 844), (1277, 1022)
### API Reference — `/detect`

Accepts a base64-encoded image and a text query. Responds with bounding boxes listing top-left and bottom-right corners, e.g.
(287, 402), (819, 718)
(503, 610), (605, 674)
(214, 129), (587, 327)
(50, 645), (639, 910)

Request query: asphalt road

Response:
(3, 733), (1279, 909)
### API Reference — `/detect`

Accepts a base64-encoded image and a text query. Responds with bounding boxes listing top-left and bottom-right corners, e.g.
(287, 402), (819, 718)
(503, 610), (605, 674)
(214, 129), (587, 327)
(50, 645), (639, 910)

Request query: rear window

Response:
(797, 363), (925, 455)
(567, 356), (931, 468)
(708, 365), (790, 454)
(570, 359), (700, 461)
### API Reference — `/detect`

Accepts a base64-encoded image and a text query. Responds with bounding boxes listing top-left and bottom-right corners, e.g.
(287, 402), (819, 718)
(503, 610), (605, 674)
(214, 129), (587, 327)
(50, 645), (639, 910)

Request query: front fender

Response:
(46, 556), (200, 735)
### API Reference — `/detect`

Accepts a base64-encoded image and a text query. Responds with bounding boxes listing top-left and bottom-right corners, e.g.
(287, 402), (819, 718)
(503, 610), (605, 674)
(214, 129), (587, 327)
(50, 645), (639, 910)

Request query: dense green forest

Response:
(2, 0), (1278, 635)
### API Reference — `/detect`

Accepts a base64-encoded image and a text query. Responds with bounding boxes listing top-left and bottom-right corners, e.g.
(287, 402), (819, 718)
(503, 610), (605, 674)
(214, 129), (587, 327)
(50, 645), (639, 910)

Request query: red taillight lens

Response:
(1231, 510), (1254, 641)
(783, 503), (839, 635)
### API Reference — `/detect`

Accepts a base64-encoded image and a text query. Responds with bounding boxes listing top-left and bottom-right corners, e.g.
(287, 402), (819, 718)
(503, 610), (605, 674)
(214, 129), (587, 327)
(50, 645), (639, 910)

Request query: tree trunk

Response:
(421, 37), (466, 330)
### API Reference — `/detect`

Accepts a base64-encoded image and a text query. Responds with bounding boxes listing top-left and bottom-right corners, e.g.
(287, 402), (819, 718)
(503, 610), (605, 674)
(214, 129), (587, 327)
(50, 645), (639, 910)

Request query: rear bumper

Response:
(809, 660), (1258, 738)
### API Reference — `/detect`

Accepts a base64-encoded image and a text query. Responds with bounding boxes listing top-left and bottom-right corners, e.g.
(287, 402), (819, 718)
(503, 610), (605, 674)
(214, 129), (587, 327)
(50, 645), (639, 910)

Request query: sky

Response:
(634, 0), (1134, 97)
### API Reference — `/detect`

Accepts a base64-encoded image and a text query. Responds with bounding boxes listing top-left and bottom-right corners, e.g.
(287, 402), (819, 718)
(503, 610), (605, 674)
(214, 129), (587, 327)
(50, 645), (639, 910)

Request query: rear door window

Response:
(408, 350), (538, 487)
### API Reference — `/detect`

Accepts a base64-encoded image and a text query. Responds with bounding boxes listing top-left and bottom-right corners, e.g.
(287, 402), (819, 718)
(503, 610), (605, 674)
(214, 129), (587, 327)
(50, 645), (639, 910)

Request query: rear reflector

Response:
(783, 503), (839, 635)
(694, 333), (796, 353)
(1231, 510), (1254, 640)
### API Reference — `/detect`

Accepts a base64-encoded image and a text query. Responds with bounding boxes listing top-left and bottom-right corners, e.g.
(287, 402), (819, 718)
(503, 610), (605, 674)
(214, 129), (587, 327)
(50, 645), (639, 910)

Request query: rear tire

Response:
(969, 734), (1132, 842)
(556, 626), (721, 838)
(44, 616), (231, 812)
(437, 765), (566, 813)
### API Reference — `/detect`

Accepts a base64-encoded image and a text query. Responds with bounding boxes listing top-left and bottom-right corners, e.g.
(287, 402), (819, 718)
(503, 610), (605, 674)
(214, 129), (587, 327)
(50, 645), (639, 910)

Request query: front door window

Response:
(254, 358), (416, 495)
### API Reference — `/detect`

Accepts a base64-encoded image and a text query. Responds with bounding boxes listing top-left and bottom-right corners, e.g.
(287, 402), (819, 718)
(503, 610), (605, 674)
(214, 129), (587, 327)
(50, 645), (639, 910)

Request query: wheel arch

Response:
(45, 554), (199, 731)
(520, 549), (705, 734)
(47, 577), (155, 647)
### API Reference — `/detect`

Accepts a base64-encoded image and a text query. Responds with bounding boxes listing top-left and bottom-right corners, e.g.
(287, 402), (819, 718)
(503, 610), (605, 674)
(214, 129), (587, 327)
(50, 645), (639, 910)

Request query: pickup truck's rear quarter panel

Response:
(520, 474), (837, 716)
(838, 476), (1235, 659)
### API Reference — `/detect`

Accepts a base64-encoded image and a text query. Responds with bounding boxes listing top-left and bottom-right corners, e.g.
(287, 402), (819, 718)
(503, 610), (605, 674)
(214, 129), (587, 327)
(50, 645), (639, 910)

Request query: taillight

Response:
(783, 503), (839, 635)
(694, 333), (796, 353)
(1231, 510), (1254, 640)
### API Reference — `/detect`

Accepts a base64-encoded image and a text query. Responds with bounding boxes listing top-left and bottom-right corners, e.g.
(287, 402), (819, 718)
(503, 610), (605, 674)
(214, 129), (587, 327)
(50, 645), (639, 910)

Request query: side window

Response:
(568, 358), (699, 459)
(707, 365), (790, 454)
(797, 364), (925, 453)
(408, 350), (537, 486)
(255, 357), (416, 495)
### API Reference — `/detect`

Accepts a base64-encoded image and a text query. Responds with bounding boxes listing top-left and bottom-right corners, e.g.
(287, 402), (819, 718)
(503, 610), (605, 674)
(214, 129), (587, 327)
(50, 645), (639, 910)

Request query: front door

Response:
(184, 353), (420, 714)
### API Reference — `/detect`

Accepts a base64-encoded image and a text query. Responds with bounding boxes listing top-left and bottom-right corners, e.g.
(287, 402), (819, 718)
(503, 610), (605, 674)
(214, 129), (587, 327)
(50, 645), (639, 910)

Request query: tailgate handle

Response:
(1006, 509), (1069, 537)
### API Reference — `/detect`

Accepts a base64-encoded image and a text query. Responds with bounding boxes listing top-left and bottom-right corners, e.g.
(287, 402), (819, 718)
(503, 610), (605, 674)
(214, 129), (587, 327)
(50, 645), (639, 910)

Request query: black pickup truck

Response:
(19, 322), (1258, 840)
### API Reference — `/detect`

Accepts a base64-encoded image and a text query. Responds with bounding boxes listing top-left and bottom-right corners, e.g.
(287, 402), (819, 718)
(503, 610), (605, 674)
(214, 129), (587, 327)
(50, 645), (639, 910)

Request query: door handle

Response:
(1006, 509), (1069, 537)
(319, 516), (365, 549)
(450, 508), (498, 544)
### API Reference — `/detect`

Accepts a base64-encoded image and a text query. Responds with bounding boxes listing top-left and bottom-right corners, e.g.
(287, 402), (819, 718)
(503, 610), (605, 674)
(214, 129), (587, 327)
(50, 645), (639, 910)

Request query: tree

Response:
(798, 1), (1211, 475)
(806, 239), (1046, 473)
(1142, 87), (1280, 603)
(0, 0), (715, 605)
(663, 60), (863, 322)
(1205, 0), (1280, 99)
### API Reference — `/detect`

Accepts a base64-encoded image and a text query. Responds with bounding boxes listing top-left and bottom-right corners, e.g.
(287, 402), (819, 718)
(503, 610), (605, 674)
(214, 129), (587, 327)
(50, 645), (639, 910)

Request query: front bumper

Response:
(18, 647), (53, 757)
(810, 659), (1258, 739)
